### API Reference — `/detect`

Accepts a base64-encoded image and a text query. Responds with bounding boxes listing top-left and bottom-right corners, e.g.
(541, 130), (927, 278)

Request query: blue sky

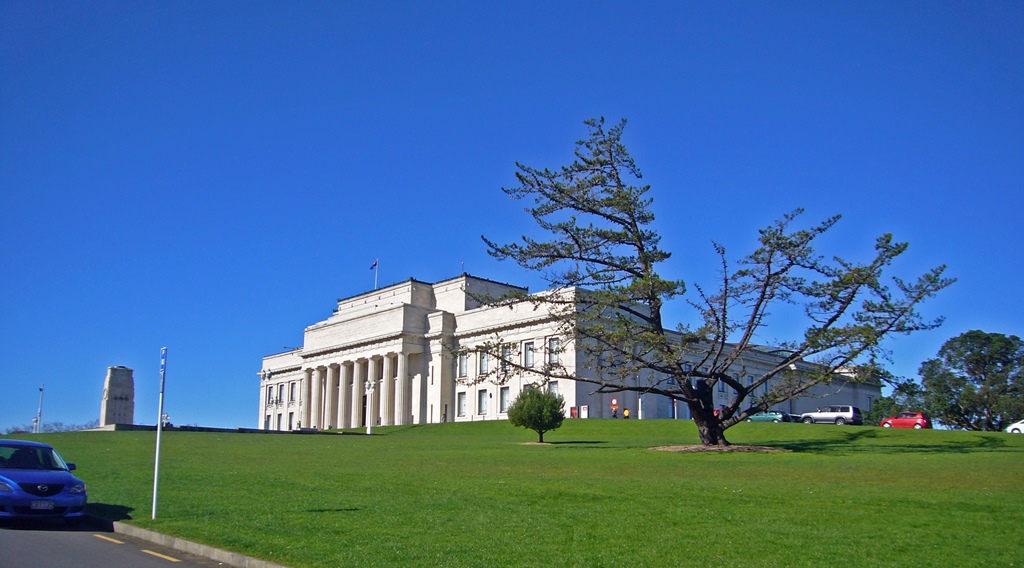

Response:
(2, 2), (1021, 431)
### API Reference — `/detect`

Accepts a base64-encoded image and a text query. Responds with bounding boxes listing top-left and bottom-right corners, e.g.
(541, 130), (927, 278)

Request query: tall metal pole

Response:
(35, 385), (44, 433)
(152, 347), (168, 520)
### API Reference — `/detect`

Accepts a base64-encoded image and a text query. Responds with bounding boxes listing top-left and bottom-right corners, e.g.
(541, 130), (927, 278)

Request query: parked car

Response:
(0, 440), (87, 522)
(746, 411), (791, 423)
(880, 412), (932, 429)
(799, 405), (863, 425)
(1006, 419), (1024, 434)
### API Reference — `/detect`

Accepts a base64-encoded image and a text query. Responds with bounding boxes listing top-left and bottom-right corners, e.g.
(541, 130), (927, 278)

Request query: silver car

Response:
(799, 405), (863, 425)
(1006, 419), (1024, 434)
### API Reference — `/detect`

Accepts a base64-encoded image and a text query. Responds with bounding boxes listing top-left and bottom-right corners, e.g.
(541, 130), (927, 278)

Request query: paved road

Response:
(0, 518), (223, 568)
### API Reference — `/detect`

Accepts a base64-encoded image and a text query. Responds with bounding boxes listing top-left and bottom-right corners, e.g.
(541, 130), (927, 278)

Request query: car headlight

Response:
(69, 483), (86, 494)
(0, 481), (13, 493)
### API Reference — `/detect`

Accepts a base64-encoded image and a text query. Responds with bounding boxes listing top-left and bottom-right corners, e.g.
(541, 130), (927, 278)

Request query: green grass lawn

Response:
(8, 420), (1024, 567)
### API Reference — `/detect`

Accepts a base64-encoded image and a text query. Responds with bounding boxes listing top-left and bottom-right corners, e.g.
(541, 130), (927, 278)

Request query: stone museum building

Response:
(258, 274), (879, 431)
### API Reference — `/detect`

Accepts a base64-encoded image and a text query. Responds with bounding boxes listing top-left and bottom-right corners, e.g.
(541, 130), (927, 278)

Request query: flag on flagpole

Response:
(370, 259), (378, 269)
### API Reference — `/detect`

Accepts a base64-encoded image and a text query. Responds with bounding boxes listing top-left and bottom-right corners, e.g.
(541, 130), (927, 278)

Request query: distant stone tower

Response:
(99, 366), (135, 426)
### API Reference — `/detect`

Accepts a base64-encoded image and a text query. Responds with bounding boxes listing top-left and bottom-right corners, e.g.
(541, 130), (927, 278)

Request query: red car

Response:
(880, 412), (932, 429)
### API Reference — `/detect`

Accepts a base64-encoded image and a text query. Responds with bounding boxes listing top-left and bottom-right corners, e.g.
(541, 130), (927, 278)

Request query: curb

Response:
(97, 518), (291, 568)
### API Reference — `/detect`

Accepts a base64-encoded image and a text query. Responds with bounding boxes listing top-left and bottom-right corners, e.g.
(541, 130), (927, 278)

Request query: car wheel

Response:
(1012, 428), (1021, 434)
(914, 424), (923, 429)
(835, 417), (847, 426)
(772, 419), (780, 423)
(803, 417), (813, 424)
(882, 422), (892, 428)
(746, 418), (753, 422)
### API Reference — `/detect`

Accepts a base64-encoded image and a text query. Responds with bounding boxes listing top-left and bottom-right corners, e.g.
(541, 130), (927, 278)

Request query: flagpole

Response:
(374, 258), (378, 290)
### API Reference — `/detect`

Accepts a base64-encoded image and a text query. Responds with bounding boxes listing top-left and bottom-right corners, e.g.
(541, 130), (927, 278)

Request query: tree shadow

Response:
(549, 440), (607, 445)
(306, 507), (360, 513)
(769, 430), (1009, 455)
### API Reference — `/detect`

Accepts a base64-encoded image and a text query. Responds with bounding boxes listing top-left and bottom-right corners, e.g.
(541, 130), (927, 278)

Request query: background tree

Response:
(481, 118), (953, 446)
(507, 387), (566, 443)
(920, 330), (1024, 430)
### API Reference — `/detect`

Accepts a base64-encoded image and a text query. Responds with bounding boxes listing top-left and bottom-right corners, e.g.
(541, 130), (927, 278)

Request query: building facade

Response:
(258, 274), (879, 431)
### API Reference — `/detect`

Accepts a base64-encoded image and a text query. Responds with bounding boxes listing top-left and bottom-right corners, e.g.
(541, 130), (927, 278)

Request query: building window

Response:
(458, 353), (468, 378)
(718, 379), (725, 393)
(276, 415), (282, 430)
(264, 415), (270, 429)
(500, 387), (510, 412)
(479, 351), (489, 374)
(290, 382), (297, 402)
(457, 392), (466, 417)
(547, 337), (560, 365)
(747, 376), (753, 387)
(267, 386), (274, 405)
(501, 345), (511, 372)
(524, 342), (535, 368)
(684, 363), (692, 372)
(547, 381), (559, 397)
(288, 412), (295, 430)
(478, 390), (488, 415)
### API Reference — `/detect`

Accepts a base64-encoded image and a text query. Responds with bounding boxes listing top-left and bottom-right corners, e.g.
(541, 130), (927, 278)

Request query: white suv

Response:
(800, 405), (863, 425)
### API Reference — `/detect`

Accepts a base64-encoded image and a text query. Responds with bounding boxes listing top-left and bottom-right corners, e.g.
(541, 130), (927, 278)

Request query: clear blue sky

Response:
(2, 2), (1021, 431)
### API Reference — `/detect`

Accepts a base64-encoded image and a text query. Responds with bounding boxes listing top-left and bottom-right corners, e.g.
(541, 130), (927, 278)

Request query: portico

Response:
(294, 351), (414, 430)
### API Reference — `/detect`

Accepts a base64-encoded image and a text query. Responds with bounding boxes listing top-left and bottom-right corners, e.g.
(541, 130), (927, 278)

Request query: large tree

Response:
(478, 118), (952, 446)
(920, 330), (1024, 431)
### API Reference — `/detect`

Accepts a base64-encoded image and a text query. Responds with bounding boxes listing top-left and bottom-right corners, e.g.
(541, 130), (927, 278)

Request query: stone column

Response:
(381, 354), (394, 426)
(338, 362), (352, 428)
(367, 357), (380, 427)
(301, 368), (312, 429)
(351, 359), (366, 428)
(395, 351), (409, 425)
(326, 364), (339, 429)
(311, 366), (327, 429)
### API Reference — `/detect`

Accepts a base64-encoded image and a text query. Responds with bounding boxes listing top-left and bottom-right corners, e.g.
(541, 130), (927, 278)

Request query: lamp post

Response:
(35, 385), (44, 433)
(364, 378), (376, 435)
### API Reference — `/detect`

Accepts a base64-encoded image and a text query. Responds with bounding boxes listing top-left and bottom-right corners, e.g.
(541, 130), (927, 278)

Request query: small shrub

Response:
(507, 387), (565, 442)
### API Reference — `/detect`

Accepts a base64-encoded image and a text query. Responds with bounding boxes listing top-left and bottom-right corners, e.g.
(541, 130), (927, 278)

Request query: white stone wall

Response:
(99, 366), (135, 426)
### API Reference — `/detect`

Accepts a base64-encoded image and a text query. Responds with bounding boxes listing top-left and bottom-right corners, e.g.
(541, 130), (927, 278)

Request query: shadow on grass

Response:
(772, 430), (1009, 455)
(306, 507), (360, 513)
(549, 440), (607, 446)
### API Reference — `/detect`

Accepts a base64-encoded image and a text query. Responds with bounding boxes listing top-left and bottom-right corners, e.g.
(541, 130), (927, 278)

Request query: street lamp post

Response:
(35, 385), (44, 433)
(364, 378), (376, 435)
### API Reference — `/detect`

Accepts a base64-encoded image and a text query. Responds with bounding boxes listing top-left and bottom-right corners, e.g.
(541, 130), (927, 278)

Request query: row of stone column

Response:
(302, 352), (410, 430)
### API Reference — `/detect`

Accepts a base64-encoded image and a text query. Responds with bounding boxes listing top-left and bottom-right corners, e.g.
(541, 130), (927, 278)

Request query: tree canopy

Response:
(920, 330), (1024, 431)
(479, 118), (953, 446)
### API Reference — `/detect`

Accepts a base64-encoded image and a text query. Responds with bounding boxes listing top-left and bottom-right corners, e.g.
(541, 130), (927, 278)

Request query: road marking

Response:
(142, 549), (182, 562)
(93, 534), (124, 544)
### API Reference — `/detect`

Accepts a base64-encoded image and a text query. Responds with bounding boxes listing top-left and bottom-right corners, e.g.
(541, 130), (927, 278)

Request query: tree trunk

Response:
(692, 411), (730, 446)
(537, 430), (544, 443)
(690, 379), (730, 446)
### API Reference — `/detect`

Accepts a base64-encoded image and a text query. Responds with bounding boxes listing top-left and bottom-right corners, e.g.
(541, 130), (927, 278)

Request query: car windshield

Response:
(0, 444), (70, 471)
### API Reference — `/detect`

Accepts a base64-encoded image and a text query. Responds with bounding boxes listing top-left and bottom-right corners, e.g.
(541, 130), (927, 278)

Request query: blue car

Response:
(0, 439), (87, 522)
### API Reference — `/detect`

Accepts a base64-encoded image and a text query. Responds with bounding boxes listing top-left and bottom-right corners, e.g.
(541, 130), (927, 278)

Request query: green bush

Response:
(506, 386), (565, 442)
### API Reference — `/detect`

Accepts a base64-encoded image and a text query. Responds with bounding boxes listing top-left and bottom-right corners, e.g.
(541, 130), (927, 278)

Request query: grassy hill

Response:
(8, 420), (1023, 567)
